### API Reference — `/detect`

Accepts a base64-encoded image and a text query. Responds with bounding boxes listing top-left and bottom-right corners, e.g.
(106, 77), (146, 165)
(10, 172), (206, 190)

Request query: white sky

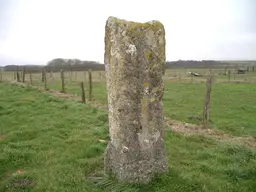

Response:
(0, 0), (256, 65)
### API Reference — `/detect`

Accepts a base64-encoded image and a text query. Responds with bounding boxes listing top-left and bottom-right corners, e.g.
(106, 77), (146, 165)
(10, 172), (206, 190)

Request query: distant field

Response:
(0, 83), (255, 191)
(2, 68), (255, 136)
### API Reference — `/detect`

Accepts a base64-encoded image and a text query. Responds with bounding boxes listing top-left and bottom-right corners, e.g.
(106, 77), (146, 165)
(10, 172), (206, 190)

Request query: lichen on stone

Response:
(144, 49), (152, 61)
(126, 44), (137, 56)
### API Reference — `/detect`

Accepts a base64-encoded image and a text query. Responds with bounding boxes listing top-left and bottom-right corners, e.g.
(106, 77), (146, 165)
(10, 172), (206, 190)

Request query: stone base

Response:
(104, 141), (168, 184)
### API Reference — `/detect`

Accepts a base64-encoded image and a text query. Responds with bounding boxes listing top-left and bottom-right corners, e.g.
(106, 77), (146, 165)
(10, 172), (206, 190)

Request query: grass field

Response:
(0, 82), (256, 192)
(2, 68), (256, 136)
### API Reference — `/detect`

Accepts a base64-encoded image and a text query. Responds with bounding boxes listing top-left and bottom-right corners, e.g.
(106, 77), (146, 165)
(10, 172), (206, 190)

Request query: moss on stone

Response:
(107, 16), (164, 38)
(143, 82), (149, 88)
(144, 49), (152, 61)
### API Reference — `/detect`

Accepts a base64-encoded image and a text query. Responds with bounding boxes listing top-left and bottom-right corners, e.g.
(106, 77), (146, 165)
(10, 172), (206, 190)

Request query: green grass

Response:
(29, 73), (256, 136)
(163, 81), (256, 136)
(2, 69), (256, 136)
(0, 82), (256, 191)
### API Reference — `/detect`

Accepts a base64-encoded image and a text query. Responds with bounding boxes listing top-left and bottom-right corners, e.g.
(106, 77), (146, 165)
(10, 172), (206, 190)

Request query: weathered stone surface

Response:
(104, 16), (168, 184)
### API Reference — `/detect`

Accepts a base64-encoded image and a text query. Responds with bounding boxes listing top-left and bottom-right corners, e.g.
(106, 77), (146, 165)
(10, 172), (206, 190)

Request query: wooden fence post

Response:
(202, 75), (213, 128)
(16, 67), (20, 82)
(228, 70), (231, 82)
(60, 69), (65, 93)
(22, 67), (26, 83)
(89, 69), (92, 101)
(29, 73), (32, 85)
(44, 70), (48, 90)
(80, 82), (86, 103)
(41, 69), (45, 82)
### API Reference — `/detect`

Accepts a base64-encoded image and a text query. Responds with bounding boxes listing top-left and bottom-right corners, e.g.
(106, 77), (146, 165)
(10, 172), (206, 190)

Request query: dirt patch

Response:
(4, 169), (33, 189)
(11, 178), (33, 188)
(164, 117), (256, 148)
(165, 117), (222, 136)
(229, 136), (256, 148)
(48, 90), (80, 100)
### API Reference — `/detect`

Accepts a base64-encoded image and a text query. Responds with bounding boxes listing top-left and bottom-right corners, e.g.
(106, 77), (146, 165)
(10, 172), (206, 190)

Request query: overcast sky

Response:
(0, 0), (255, 66)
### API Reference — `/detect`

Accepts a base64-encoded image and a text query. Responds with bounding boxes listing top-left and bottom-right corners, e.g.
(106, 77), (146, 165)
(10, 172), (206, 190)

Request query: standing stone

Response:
(104, 16), (168, 184)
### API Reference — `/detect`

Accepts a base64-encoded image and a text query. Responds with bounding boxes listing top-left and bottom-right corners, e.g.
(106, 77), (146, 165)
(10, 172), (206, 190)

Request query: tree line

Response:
(3, 58), (105, 73)
(2, 59), (245, 73)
